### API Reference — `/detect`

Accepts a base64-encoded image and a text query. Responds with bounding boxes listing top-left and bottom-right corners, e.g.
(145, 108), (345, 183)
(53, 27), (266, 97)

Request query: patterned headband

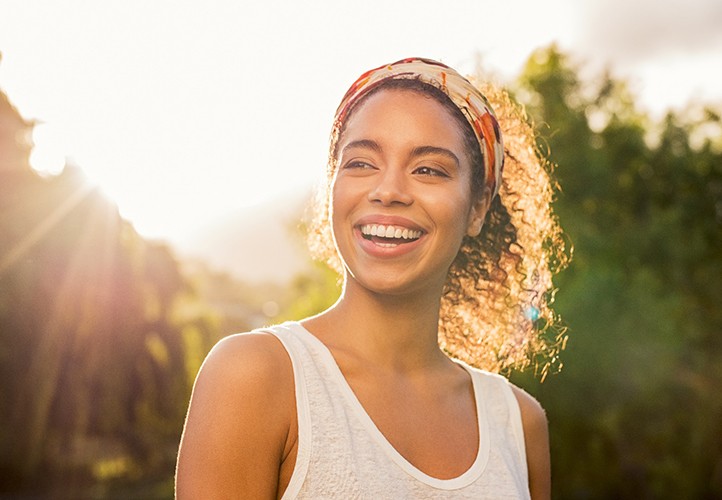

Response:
(334, 57), (504, 197)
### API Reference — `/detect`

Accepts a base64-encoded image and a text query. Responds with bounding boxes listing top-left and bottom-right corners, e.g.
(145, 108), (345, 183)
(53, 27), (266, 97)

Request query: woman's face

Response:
(330, 89), (490, 297)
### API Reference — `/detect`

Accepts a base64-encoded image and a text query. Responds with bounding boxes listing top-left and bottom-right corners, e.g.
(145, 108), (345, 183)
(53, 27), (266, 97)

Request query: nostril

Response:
(368, 186), (413, 206)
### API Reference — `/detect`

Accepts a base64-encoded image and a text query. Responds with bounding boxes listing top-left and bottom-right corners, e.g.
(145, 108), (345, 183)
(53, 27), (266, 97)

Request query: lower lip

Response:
(354, 227), (425, 258)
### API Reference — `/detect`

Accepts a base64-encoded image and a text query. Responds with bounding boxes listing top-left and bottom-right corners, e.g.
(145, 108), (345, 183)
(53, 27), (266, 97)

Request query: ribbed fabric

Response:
(260, 321), (531, 499)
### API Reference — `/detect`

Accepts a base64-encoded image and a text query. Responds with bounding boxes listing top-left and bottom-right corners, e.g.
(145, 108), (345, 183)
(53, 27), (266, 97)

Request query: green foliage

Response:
(511, 45), (722, 498)
(0, 90), (221, 496)
(276, 260), (341, 322)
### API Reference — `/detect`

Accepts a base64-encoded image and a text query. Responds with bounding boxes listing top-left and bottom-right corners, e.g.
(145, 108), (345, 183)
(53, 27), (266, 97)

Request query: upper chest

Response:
(337, 364), (482, 480)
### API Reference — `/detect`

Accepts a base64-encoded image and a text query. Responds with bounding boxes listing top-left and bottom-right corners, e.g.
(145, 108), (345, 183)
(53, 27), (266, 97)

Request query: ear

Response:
(466, 187), (492, 237)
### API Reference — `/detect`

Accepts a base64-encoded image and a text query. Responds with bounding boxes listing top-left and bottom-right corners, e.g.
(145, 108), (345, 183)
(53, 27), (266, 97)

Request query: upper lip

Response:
(354, 214), (426, 233)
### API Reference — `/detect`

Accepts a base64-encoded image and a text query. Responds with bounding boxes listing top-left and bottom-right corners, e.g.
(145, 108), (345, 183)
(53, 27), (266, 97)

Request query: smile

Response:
(359, 224), (423, 247)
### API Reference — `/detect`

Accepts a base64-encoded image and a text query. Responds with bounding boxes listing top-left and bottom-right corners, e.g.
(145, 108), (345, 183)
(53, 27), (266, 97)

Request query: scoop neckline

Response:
(286, 321), (490, 490)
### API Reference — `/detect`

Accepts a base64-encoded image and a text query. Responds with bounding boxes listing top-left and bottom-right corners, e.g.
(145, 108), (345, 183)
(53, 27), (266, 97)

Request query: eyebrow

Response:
(341, 141), (460, 167)
(341, 139), (382, 155)
(410, 146), (460, 168)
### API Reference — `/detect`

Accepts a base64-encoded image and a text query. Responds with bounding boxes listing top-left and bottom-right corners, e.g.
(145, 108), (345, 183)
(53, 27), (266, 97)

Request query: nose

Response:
(368, 168), (413, 206)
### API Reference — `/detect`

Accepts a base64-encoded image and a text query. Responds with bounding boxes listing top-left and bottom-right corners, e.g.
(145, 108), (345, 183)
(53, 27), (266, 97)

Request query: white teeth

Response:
(359, 224), (422, 240)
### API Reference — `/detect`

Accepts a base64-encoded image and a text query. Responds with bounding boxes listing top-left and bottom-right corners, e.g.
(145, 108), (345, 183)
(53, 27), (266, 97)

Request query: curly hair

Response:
(306, 77), (569, 378)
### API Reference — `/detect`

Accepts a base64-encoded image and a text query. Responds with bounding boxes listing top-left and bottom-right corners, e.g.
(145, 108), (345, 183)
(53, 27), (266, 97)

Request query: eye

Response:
(413, 165), (449, 178)
(343, 160), (376, 170)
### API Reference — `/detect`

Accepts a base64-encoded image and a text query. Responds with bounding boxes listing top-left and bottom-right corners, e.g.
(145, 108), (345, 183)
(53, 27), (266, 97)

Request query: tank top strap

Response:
(252, 322), (314, 499)
(462, 365), (529, 487)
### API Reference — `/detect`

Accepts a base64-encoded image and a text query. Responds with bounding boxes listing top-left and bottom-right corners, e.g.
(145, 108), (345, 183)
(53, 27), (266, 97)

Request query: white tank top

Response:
(261, 321), (531, 499)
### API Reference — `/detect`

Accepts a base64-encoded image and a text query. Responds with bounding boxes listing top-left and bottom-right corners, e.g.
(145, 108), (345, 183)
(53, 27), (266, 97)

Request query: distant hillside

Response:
(173, 189), (316, 284)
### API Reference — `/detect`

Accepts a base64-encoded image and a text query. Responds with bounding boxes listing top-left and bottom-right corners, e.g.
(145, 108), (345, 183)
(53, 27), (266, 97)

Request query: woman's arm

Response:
(175, 333), (296, 499)
(511, 386), (551, 500)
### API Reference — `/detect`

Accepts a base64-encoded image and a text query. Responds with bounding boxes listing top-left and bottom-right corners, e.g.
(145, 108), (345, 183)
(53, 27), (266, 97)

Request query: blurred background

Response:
(1, 0), (721, 498)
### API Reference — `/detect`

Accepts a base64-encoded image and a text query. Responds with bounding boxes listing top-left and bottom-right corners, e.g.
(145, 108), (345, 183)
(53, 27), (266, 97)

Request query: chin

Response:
(344, 268), (444, 300)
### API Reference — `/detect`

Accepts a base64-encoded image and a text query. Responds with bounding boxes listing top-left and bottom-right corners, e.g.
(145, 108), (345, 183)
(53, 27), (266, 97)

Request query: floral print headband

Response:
(334, 57), (504, 197)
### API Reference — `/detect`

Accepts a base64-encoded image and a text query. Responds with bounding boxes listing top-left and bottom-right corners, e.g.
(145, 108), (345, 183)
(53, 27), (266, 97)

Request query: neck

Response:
(307, 275), (449, 372)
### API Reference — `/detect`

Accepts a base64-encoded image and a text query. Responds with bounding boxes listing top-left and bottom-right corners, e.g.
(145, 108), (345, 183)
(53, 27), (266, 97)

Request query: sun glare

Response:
(29, 123), (66, 177)
(26, 118), (305, 245)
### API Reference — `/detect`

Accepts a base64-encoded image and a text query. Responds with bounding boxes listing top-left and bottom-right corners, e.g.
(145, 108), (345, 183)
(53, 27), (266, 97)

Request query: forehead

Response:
(338, 88), (467, 152)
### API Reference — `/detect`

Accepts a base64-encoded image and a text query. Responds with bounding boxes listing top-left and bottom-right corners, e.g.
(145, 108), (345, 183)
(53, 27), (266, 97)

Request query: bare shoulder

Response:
(200, 331), (294, 389)
(190, 331), (296, 414)
(510, 384), (548, 431)
(188, 330), (296, 434)
(510, 384), (551, 500)
(176, 331), (296, 499)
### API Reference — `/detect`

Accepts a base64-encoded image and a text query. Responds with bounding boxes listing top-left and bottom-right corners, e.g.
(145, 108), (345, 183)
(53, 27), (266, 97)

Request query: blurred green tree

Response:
(512, 45), (722, 499)
(0, 88), (220, 496)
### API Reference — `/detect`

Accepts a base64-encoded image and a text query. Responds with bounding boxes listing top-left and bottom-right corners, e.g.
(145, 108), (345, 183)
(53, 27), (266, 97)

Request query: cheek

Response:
(426, 183), (475, 225)
(329, 177), (352, 241)
(330, 171), (364, 217)
(329, 178), (343, 221)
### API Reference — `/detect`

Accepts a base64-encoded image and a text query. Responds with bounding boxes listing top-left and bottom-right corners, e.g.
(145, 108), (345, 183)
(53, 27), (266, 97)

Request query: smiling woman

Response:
(176, 57), (568, 499)
(330, 88), (484, 297)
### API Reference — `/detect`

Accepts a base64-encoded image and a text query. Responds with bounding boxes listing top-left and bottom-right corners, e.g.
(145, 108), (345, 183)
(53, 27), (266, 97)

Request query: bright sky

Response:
(2, 0), (721, 245)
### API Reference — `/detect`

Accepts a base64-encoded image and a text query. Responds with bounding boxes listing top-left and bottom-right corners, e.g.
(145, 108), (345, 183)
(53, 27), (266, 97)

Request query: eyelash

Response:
(343, 160), (375, 170)
(414, 166), (449, 178)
